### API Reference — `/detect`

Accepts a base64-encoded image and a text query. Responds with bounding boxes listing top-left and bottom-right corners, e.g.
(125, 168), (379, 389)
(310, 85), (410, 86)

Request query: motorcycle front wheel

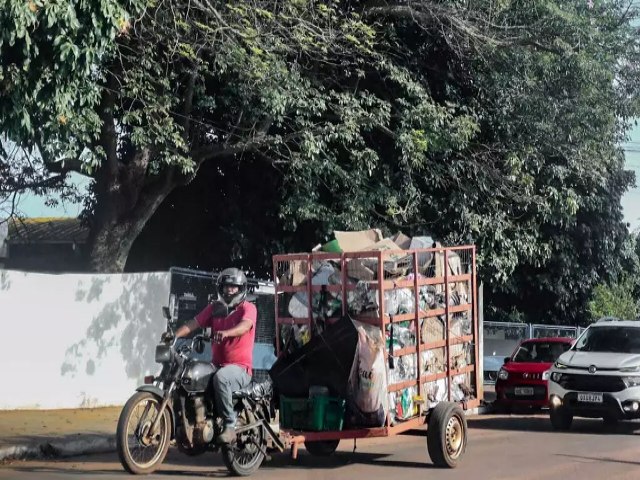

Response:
(116, 391), (171, 475)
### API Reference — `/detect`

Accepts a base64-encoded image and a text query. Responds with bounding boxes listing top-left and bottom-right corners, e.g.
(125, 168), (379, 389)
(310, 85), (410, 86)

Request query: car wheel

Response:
(603, 414), (619, 428)
(495, 402), (512, 414)
(549, 407), (573, 431)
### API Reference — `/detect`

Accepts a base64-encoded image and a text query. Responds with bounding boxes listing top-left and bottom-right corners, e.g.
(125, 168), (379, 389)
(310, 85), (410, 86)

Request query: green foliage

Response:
(588, 277), (639, 322)
(1, 0), (639, 328)
(0, 0), (142, 148)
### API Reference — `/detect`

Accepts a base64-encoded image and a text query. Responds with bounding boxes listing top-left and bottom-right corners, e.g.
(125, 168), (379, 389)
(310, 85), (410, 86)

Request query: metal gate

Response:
(483, 321), (582, 384)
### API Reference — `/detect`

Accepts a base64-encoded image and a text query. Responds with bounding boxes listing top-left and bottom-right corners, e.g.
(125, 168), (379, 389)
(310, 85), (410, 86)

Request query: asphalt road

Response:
(3, 414), (640, 480)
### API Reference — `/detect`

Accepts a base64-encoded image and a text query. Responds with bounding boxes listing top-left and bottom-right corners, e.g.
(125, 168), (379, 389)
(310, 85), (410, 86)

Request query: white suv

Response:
(547, 318), (640, 430)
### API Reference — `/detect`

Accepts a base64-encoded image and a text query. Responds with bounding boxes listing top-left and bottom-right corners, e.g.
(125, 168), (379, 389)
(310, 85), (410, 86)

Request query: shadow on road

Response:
(3, 446), (436, 477)
(468, 415), (640, 435)
(556, 454), (640, 466)
(260, 451), (435, 470)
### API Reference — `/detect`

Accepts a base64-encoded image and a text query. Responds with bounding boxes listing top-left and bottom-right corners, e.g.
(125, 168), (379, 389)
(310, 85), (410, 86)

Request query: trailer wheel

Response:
(427, 402), (467, 468)
(304, 440), (340, 456)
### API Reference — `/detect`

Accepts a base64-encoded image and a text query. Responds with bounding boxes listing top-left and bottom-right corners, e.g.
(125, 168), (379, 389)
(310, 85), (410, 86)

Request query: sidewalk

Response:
(0, 406), (120, 462)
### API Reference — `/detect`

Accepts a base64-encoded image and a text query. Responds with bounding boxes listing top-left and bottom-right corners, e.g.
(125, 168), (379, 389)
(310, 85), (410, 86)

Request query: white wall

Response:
(0, 269), (171, 409)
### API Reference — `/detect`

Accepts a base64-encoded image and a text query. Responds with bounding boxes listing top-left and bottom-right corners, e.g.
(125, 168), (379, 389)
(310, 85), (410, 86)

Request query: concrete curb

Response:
(0, 434), (115, 462)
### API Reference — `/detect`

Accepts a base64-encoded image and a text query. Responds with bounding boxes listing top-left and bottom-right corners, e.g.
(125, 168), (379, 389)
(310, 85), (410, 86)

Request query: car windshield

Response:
(512, 342), (570, 363)
(574, 326), (640, 353)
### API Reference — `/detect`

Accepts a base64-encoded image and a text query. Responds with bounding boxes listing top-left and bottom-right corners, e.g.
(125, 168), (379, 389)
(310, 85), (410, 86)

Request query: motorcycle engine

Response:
(194, 418), (214, 444)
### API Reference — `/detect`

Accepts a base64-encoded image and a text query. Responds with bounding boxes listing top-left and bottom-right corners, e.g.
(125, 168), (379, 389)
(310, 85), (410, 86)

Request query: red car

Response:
(495, 337), (574, 411)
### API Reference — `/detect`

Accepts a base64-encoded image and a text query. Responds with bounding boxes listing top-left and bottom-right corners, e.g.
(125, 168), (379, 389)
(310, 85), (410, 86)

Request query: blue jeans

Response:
(212, 364), (251, 428)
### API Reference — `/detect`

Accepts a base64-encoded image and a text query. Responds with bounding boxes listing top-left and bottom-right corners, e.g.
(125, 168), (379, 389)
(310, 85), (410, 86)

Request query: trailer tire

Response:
(304, 440), (340, 456)
(427, 402), (467, 468)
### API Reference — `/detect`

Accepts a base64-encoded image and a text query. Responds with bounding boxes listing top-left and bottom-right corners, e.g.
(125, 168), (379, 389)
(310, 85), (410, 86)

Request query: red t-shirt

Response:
(195, 301), (257, 374)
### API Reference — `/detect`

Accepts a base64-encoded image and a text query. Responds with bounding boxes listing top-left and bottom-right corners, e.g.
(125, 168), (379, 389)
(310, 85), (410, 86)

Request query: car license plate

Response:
(515, 387), (534, 396)
(577, 392), (603, 403)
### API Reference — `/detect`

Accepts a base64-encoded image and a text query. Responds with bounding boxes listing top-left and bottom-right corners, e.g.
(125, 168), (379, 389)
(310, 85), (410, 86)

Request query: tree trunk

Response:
(84, 147), (175, 273)
(87, 217), (154, 273)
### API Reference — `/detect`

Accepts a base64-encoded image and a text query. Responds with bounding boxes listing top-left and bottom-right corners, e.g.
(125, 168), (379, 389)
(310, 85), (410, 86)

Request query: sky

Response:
(18, 171), (87, 218)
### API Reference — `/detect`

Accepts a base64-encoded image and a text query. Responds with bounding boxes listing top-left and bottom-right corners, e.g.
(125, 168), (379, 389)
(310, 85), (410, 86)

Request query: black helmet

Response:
(215, 267), (247, 308)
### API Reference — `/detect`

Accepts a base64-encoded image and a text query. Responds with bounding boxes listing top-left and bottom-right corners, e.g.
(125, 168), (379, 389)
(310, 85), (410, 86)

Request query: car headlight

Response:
(623, 376), (640, 388)
(620, 365), (640, 373)
(542, 370), (551, 381)
(498, 368), (509, 380)
(554, 360), (569, 369)
(551, 372), (564, 383)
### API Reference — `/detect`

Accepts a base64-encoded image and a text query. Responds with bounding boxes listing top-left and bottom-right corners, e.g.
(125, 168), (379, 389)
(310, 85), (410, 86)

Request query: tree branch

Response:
(0, 173), (68, 193)
(97, 74), (120, 177)
(191, 113), (272, 162)
(191, 138), (265, 163)
(364, 2), (564, 55)
(30, 140), (88, 177)
(181, 72), (196, 143)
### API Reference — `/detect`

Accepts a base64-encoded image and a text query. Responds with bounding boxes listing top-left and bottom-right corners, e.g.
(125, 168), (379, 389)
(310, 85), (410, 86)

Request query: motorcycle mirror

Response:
(162, 306), (171, 320)
(194, 337), (205, 354)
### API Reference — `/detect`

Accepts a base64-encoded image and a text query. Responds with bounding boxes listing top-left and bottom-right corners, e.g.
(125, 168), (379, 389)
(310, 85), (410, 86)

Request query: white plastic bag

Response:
(349, 320), (389, 419)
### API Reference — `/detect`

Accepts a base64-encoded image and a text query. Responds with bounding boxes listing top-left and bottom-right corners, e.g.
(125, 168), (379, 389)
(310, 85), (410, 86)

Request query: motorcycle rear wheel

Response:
(221, 408), (265, 477)
(116, 392), (171, 475)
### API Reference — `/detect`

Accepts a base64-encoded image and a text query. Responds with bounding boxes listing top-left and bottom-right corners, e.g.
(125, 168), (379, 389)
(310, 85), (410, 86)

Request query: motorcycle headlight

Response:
(155, 344), (172, 363)
(623, 376), (640, 388)
(554, 360), (569, 370)
(542, 370), (551, 381)
(498, 368), (509, 380)
(551, 372), (564, 383)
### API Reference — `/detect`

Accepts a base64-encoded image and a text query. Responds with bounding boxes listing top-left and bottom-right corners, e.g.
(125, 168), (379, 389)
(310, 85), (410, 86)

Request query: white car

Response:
(547, 318), (640, 430)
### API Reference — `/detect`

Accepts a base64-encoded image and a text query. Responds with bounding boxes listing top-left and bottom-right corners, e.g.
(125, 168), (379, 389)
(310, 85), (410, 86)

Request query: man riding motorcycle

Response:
(173, 267), (256, 445)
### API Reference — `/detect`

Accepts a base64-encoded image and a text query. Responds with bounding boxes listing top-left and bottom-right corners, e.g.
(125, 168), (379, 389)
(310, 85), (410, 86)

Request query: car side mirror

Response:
(162, 306), (171, 320)
(504, 357), (511, 364)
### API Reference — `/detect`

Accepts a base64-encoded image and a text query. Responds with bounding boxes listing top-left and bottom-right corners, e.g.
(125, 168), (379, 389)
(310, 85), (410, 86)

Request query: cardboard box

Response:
(391, 231), (412, 249)
(279, 259), (308, 286)
(347, 258), (376, 281)
(363, 239), (411, 277)
(334, 229), (383, 252)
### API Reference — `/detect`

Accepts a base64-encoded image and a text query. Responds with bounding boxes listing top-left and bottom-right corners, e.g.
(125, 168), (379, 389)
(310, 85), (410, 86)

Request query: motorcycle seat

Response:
(232, 379), (273, 400)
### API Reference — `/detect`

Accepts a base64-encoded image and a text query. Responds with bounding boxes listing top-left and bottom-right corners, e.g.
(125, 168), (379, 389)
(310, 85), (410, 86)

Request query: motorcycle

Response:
(116, 306), (283, 476)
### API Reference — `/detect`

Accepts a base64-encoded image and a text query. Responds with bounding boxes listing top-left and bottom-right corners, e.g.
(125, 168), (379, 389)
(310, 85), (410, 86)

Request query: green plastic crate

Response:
(279, 395), (346, 431)
(279, 396), (309, 430)
(308, 396), (346, 431)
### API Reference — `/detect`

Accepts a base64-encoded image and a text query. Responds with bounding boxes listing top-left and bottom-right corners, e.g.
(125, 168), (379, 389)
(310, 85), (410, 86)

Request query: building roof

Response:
(7, 217), (89, 244)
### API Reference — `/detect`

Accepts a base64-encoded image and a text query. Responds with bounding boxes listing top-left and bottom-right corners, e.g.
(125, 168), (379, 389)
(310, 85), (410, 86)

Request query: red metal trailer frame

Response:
(272, 245), (481, 458)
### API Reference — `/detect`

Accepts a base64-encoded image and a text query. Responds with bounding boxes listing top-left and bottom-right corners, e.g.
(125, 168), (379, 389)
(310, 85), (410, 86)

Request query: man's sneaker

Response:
(217, 427), (236, 445)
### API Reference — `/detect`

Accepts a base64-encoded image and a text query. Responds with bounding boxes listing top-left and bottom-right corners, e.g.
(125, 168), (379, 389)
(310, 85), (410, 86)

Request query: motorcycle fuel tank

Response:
(182, 361), (215, 392)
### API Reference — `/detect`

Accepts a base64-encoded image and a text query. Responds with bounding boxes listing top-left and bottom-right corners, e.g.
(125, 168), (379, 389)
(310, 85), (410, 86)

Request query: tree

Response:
(1, 0), (133, 223)
(142, 1), (639, 327)
(3, 1), (640, 333)
(3, 0), (474, 271)
(356, 0), (640, 324)
(588, 277), (639, 322)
